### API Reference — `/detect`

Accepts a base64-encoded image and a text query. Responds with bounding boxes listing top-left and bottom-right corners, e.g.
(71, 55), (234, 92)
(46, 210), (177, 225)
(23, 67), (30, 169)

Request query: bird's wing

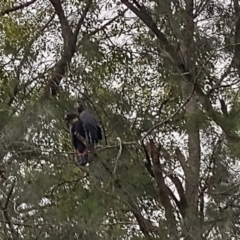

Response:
(84, 122), (99, 142)
(70, 126), (77, 149)
(79, 110), (97, 130)
(80, 111), (97, 125)
(74, 119), (86, 138)
(97, 125), (102, 140)
(70, 121), (87, 152)
(79, 110), (103, 143)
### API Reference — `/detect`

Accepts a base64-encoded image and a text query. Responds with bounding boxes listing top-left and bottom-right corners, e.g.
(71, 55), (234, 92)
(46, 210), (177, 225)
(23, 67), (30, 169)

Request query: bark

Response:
(233, 0), (240, 76)
(128, 199), (155, 238)
(101, 161), (156, 238)
(44, 0), (126, 98)
(180, 1), (201, 239)
(160, 146), (188, 217)
(44, 0), (83, 97)
(147, 140), (178, 239)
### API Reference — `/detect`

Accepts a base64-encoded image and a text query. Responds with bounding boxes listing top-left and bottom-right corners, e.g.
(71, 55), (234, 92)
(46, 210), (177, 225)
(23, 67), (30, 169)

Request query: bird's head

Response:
(76, 103), (85, 113)
(64, 113), (79, 125)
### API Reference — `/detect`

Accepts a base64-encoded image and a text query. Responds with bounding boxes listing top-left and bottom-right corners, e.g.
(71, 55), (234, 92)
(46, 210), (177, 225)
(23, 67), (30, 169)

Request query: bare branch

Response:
(74, 0), (93, 38)
(86, 9), (128, 38)
(168, 174), (188, 217)
(113, 137), (123, 175)
(49, 0), (73, 42)
(2, 181), (15, 211)
(159, 146), (188, 216)
(175, 147), (189, 174)
(194, 0), (209, 18)
(128, 199), (156, 236)
(141, 80), (196, 141)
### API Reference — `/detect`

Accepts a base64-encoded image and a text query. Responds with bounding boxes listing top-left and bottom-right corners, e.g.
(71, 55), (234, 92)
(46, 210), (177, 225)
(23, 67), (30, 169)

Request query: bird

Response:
(64, 113), (89, 166)
(76, 104), (102, 145)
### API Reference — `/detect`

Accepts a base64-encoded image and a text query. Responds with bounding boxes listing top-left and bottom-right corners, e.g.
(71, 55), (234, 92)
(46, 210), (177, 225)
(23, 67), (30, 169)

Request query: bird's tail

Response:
(87, 126), (99, 144)
(97, 125), (102, 140)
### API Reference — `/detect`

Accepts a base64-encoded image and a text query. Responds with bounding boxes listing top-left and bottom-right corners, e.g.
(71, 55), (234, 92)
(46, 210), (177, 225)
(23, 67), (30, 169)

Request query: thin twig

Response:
(2, 180), (16, 211)
(141, 81), (196, 142)
(113, 137), (122, 174)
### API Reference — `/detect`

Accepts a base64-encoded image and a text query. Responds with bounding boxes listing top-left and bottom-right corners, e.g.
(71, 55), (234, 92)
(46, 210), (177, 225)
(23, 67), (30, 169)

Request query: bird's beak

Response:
(64, 114), (69, 121)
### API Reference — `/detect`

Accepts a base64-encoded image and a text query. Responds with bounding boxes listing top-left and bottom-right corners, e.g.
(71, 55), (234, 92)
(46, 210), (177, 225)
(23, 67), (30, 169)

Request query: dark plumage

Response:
(64, 113), (88, 166)
(77, 104), (102, 145)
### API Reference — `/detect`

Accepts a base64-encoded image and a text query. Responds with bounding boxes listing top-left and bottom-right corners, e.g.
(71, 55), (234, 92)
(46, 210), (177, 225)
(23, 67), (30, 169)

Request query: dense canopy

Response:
(0, 0), (240, 239)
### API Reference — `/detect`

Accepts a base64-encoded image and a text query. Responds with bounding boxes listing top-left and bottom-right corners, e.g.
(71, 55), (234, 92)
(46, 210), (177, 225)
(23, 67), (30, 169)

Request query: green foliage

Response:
(0, 0), (240, 240)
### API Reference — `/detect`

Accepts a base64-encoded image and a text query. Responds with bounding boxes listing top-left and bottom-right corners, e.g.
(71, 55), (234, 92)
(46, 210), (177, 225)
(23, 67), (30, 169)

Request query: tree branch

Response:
(147, 139), (178, 238)
(168, 174), (188, 217)
(2, 181), (15, 211)
(175, 147), (189, 173)
(43, 0), (75, 97)
(0, 0), (37, 17)
(121, 0), (186, 71)
(49, 0), (73, 42)
(0, 181), (18, 239)
(122, 0), (240, 145)
(159, 146), (188, 217)
(141, 79), (196, 141)
(233, 0), (240, 77)
(44, 3), (127, 97)
(85, 9), (128, 38)
(113, 137), (122, 174)
(74, 0), (93, 38)
(128, 200), (153, 237)
(8, 13), (56, 107)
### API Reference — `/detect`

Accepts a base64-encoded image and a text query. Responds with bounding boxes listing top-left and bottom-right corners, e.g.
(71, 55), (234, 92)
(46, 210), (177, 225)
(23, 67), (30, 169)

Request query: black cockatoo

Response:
(76, 104), (102, 145)
(64, 113), (88, 166)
